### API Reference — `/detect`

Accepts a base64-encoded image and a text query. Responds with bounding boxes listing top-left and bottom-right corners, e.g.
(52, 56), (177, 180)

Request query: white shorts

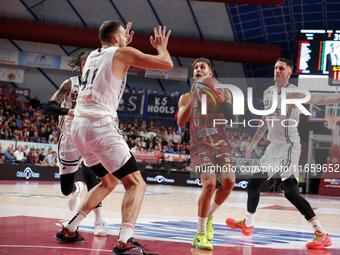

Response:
(260, 142), (301, 181)
(58, 133), (82, 175)
(71, 116), (131, 174)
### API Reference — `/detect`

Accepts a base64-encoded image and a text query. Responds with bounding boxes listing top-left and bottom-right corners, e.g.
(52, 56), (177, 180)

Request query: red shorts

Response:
(191, 143), (233, 172)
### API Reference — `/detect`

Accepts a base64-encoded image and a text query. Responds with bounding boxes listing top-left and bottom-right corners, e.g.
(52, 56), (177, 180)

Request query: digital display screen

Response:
(296, 29), (340, 75)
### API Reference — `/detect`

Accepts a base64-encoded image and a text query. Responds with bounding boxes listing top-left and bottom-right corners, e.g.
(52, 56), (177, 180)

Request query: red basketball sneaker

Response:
(226, 218), (254, 236)
(112, 237), (158, 255)
(54, 226), (84, 243)
(306, 231), (332, 249)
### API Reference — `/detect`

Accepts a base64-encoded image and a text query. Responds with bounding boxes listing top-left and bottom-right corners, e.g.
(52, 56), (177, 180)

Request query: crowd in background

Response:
(0, 95), (269, 167)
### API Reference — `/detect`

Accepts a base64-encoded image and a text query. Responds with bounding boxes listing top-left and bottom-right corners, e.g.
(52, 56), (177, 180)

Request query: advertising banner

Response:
(117, 92), (145, 115)
(0, 67), (24, 83)
(0, 48), (19, 65)
(18, 51), (61, 69)
(147, 94), (178, 118)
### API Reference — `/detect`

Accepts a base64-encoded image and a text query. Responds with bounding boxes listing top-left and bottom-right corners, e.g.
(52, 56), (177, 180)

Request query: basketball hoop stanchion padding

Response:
(325, 115), (339, 130)
(318, 145), (340, 196)
(318, 115), (340, 196)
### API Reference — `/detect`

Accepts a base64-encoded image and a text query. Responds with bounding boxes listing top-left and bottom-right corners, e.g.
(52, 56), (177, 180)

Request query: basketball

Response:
(191, 76), (224, 108)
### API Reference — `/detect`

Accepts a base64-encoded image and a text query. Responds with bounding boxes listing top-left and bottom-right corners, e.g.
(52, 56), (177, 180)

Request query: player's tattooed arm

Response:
(50, 79), (72, 105)
(45, 79), (72, 116)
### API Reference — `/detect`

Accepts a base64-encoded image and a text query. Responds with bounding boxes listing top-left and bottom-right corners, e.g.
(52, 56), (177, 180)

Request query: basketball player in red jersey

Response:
(54, 21), (172, 255)
(178, 58), (235, 250)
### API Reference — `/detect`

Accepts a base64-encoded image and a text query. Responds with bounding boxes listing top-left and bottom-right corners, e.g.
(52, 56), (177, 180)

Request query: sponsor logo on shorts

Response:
(146, 175), (175, 184)
(16, 167), (40, 180)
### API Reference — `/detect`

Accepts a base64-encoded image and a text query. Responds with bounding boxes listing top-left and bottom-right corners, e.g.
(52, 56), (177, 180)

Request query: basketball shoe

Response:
(305, 231), (332, 249)
(226, 218), (254, 236)
(68, 181), (84, 211)
(94, 222), (107, 236)
(192, 232), (213, 250)
(55, 226), (84, 243)
(112, 237), (158, 255)
(206, 216), (214, 241)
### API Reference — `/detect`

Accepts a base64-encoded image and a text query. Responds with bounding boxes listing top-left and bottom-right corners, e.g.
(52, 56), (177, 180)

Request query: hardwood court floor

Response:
(0, 181), (339, 255)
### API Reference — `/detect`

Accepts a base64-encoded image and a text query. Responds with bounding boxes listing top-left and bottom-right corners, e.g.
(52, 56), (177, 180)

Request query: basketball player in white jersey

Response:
(55, 21), (172, 255)
(46, 51), (107, 236)
(226, 58), (340, 249)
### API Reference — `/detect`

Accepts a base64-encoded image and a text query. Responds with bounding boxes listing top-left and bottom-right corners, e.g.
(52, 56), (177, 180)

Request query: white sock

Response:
(208, 201), (220, 217)
(93, 207), (104, 225)
(310, 219), (326, 234)
(65, 209), (87, 232)
(198, 216), (207, 233)
(118, 223), (134, 243)
(245, 212), (255, 228)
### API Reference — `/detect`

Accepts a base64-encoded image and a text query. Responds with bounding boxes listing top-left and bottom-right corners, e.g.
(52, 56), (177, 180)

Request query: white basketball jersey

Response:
(264, 84), (300, 144)
(59, 76), (80, 134)
(75, 47), (126, 119)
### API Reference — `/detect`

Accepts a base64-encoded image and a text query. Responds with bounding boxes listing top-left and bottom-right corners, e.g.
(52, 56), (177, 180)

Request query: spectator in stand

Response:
(48, 131), (58, 143)
(14, 145), (27, 164)
(9, 120), (18, 134)
(4, 104), (13, 118)
(28, 147), (38, 165)
(44, 150), (57, 166)
(12, 130), (20, 141)
(185, 144), (190, 154)
(2, 130), (12, 140)
(181, 129), (190, 144)
(40, 114), (47, 125)
(141, 119), (147, 130)
(22, 111), (31, 126)
(147, 142), (154, 152)
(20, 128), (30, 142)
(0, 145), (4, 163)
(15, 114), (22, 128)
(4, 144), (15, 163)
(39, 126), (49, 143)
(240, 137), (251, 154)
(173, 130), (181, 145)
(30, 96), (41, 110)
(166, 141), (174, 153)
(8, 94), (17, 106)
(0, 109), (3, 122)
(15, 101), (26, 116)
(30, 131), (41, 143)
(154, 145), (161, 152)
(38, 148), (47, 165)
(174, 143), (182, 154)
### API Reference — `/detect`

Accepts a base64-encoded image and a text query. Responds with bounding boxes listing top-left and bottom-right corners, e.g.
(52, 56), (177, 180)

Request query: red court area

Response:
(0, 216), (336, 255)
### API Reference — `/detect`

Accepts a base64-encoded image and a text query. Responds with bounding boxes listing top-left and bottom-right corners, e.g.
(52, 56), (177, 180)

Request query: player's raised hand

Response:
(125, 22), (134, 45)
(150, 26), (171, 49)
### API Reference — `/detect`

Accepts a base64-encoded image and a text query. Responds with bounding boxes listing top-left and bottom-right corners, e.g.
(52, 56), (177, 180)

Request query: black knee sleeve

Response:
(247, 172), (268, 213)
(282, 176), (316, 221)
(82, 162), (100, 191)
(60, 172), (76, 196)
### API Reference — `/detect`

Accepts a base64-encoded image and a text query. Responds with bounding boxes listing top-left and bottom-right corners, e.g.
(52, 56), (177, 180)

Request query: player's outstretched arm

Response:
(245, 90), (268, 158)
(115, 26), (173, 71)
(177, 92), (191, 128)
(46, 79), (73, 117)
(307, 93), (340, 105)
(288, 91), (340, 106)
(245, 115), (268, 158)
